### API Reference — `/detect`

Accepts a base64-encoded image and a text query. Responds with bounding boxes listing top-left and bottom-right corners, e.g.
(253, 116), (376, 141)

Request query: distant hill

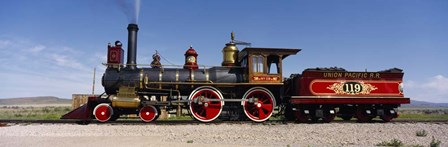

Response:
(403, 100), (448, 108)
(0, 96), (71, 105)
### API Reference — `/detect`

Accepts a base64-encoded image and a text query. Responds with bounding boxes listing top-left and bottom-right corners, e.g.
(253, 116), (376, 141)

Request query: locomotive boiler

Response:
(62, 23), (410, 123)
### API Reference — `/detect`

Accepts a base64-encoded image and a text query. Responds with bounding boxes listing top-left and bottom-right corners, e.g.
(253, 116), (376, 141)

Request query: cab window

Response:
(252, 55), (264, 73)
(241, 58), (247, 68)
(267, 55), (279, 74)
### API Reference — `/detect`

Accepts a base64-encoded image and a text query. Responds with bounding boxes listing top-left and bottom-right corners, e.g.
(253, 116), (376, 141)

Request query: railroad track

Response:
(1, 119), (447, 125)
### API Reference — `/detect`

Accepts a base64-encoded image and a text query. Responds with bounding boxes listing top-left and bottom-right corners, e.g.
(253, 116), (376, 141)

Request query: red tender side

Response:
(289, 68), (410, 105)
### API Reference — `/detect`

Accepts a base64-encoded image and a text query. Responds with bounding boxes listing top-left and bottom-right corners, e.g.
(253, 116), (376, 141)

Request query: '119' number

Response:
(343, 82), (363, 94)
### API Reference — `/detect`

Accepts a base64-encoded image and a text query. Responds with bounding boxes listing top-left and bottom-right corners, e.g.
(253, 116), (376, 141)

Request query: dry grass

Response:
(0, 106), (71, 120)
(396, 108), (448, 121)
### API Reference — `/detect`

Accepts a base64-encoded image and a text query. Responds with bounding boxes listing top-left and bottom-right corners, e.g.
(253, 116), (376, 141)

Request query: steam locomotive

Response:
(62, 24), (410, 123)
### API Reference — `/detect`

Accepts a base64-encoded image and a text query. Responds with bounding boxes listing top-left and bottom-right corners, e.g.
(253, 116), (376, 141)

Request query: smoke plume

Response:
(116, 0), (141, 24)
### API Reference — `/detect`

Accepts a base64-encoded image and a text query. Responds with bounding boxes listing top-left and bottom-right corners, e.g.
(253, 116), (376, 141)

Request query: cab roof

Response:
(238, 47), (301, 62)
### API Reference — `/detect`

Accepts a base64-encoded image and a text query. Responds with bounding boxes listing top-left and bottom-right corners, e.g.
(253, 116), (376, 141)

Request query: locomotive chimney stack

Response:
(127, 23), (139, 70)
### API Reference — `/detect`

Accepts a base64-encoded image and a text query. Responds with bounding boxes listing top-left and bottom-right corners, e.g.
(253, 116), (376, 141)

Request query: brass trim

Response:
(117, 86), (137, 98)
(111, 95), (140, 108)
(190, 70), (195, 81)
(205, 69), (209, 81)
(139, 69), (144, 88)
(147, 81), (283, 86)
(159, 70), (163, 89)
(175, 70), (179, 89)
(159, 71), (163, 82)
(144, 74), (149, 85)
(111, 99), (140, 108)
(175, 70), (179, 82)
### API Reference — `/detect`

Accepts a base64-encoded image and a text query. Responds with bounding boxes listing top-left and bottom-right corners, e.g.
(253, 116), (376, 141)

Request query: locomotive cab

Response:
(238, 48), (300, 83)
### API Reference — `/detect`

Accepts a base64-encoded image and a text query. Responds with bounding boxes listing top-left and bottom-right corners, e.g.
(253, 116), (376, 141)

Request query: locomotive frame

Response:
(61, 24), (410, 123)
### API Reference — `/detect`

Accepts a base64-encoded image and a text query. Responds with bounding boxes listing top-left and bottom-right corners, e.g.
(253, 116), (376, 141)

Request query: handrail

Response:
(102, 63), (245, 69)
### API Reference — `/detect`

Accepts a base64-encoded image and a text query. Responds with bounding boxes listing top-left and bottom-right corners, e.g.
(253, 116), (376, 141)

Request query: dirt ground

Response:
(0, 122), (447, 147)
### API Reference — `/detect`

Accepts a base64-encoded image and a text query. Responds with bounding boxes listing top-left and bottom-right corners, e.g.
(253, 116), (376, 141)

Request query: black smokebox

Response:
(126, 23), (138, 70)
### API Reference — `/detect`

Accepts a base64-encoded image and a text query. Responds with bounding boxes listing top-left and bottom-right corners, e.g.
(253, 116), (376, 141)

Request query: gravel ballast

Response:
(0, 122), (447, 146)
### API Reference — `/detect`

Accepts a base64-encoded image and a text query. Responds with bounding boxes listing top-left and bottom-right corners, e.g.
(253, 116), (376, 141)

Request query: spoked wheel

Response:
(242, 87), (276, 122)
(93, 103), (113, 123)
(356, 107), (373, 123)
(139, 105), (158, 122)
(189, 86), (224, 122)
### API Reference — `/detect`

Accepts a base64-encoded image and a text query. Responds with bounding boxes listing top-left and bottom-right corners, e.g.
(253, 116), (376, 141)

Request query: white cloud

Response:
(421, 75), (448, 92)
(0, 40), (12, 48)
(28, 45), (46, 53)
(0, 37), (104, 99)
(94, 52), (108, 63)
(51, 54), (68, 65)
(404, 75), (448, 103)
(49, 53), (89, 71)
(60, 46), (82, 55)
(0, 72), (91, 98)
(403, 80), (417, 88)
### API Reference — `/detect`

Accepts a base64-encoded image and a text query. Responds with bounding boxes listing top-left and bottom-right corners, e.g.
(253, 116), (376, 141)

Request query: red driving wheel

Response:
(189, 87), (224, 122)
(242, 87), (275, 122)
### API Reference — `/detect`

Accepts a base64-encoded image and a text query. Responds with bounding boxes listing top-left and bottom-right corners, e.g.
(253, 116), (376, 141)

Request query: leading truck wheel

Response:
(93, 103), (113, 123)
(242, 87), (275, 122)
(189, 86), (224, 122)
(139, 105), (158, 122)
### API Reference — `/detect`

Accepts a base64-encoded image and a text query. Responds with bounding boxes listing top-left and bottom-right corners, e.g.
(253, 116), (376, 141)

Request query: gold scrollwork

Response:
(327, 82), (344, 94)
(327, 81), (378, 95)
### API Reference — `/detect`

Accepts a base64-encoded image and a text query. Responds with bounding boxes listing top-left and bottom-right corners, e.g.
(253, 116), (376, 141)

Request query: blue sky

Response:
(0, 0), (447, 103)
